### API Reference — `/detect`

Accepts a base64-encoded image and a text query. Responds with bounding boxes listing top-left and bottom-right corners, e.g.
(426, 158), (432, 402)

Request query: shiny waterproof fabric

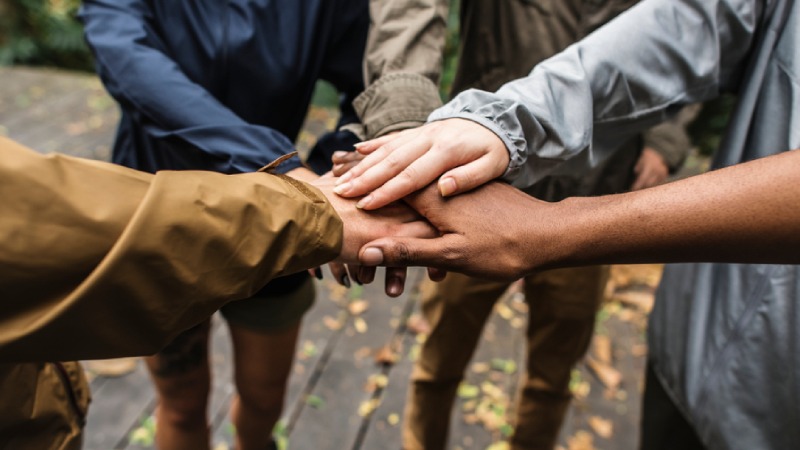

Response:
(0, 362), (89, 450)
(432, 0), (800, 448)
(0, 137), (342, 361)
(0, 137), (342, 449)
(79, 0), (367, 175)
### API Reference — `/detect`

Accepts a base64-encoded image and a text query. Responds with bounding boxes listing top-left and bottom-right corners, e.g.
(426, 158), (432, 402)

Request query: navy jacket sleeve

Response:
(79, 0), (302, 174)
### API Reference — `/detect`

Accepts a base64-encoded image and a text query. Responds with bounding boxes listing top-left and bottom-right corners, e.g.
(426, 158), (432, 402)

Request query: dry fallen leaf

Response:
(496, 303), (515, 321)
(348, 299), (369, 316)
(364, 374), (389, 392)
(374, 345), (399, 365)
(567, 430), (596, 450)
(406, 314), (431, 335)
(354, 317), (368, 334)
(614, 291), (655, 313)
(472, 362), (490, 374)
(586, 357), (622, 391)
(588, 416), (614, 439)
(323, 315), (342, 331)
(592, 335), (613, 365)
(85, 358), (138, 377)
(387, 413), (400, 426)
(358, 398), (381, 417)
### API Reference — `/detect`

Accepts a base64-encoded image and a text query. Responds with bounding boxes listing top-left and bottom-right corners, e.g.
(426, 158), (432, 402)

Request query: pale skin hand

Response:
(332, 118), (510, 210)
(285, 167), (404, 292)
(359, 150), (800, 278)
(631, 147), (670, 191)
(308, 177), (437, 296)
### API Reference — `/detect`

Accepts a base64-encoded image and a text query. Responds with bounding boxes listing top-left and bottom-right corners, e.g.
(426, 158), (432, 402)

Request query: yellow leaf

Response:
(588, 416), (614, 439)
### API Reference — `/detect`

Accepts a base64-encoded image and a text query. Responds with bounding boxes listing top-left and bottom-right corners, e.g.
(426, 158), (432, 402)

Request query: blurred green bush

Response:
(0, 0), (93, 71)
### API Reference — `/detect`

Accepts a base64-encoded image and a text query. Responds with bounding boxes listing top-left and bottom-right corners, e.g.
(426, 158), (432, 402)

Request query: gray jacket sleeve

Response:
(353, 0), (449, 139)
(429, 0), (763, 188)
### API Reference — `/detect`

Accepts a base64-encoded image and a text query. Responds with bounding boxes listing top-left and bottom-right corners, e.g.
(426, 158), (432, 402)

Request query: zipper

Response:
(51, 362), (87, 427)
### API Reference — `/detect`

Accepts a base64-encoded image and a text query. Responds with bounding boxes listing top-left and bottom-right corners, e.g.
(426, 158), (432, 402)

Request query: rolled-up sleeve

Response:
(0, 138), (341, 361)
(430, 0), (760, 188)
(354, 0), (449, 138)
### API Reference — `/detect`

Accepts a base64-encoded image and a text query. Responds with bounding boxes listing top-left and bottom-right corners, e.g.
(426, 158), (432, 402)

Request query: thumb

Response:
(359, 236), (456, 269)
(437, 156), (503, 197)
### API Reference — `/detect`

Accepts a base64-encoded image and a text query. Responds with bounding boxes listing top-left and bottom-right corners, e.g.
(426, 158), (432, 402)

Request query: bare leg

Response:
(145, 321), (212, 450)
(229, 322), (301, 450)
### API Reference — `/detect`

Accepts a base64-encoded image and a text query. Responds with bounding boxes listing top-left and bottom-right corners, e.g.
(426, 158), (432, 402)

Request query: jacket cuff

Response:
(354, 73), (443, 139)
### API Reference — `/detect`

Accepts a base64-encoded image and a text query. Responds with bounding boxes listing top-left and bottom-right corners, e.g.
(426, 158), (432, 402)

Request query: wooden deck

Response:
(1, 66), (658, 450)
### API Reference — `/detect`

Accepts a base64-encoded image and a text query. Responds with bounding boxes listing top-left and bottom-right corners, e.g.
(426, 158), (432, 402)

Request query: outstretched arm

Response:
(360, 149), (800, 280)
(336, 0), (762, 209)
(0, 138), (432, 361)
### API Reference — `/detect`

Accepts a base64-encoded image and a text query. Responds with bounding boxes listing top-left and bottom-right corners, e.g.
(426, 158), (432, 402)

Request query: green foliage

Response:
(688, 94), (736, 157)
(439, 0), (461, 100)
(0, 0), (93, 71)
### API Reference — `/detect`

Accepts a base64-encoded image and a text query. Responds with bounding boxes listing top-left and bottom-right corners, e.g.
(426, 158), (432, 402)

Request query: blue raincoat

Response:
(80, 0), (367, 175)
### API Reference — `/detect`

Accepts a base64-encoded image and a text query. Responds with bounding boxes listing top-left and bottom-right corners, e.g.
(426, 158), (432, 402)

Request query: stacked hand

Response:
(307, 177), (438, 296)
(331, 119), (509, 210)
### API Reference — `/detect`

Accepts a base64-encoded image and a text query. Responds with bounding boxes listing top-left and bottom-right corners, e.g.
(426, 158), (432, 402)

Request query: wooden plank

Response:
(287, 269), (424, 450)
(82, 359), (156, 450)
(556, 302), (648, 450)
(444, 286), (527, 450)
(0, 67), (79, 122)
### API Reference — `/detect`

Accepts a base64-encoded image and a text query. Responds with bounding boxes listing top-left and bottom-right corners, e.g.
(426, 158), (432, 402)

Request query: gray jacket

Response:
(431, 0), (800, 448)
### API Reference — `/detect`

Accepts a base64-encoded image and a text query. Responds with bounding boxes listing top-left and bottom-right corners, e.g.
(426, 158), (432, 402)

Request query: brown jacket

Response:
(0, 137), (342, 448)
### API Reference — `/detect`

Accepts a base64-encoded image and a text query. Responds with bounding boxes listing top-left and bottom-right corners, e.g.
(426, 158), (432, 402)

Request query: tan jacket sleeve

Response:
(0, 137), (342, 361)
(353, 0), (448, 139)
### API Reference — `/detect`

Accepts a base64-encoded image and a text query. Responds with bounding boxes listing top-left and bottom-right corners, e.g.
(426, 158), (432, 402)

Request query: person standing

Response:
(338, 1), (694, 448)
(80, 1), (368, 448)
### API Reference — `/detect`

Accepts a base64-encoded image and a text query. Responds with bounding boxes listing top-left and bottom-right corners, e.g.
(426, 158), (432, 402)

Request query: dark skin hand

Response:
(359, 150), (800, 279)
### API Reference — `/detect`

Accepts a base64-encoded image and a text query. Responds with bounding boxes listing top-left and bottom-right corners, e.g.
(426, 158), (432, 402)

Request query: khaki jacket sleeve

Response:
(0, 137), (342, 362)
(353, 0), (448, 139)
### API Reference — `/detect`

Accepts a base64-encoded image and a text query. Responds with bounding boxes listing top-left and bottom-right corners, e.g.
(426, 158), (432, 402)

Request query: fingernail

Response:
(333, 151), (347, 159)
(314, 267), (323, 280)
(353, 141), (366, 148)
(361, 247), (384, 265)
(388, 282), (403, 297)
(336, 172), (353, 186)
(333, 182), (351, 195)
(356, 195), (373, 209)
(340, 274), (351, 288)
(439, 177), (457, 197)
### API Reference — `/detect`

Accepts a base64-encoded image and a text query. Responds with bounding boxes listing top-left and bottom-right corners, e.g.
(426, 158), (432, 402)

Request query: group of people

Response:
(0, 1), (798, 450)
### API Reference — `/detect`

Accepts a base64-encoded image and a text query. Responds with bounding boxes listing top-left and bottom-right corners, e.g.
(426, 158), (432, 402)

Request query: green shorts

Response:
(220, 276), (315, 332)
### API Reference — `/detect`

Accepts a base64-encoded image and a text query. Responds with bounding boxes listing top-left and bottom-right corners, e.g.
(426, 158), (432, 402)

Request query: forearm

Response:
(430, 0), (760, 188)
(355, 0), (448, 138)
(80, 0), (302, 173)
(0, 139), (341, 361)
(546, 150), (800, 268)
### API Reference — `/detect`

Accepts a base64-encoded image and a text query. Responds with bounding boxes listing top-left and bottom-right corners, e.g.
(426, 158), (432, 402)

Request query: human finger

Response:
(437, 154), (508, 197)
(328, 261), (351, 288)
(384, 267), (407, 297)
(357, 265), (376, 284)
(427, 267), (448, 282)
(335, 132), (422, 189)
(353, 147), (458, 210)
(359, 235), (458, 269)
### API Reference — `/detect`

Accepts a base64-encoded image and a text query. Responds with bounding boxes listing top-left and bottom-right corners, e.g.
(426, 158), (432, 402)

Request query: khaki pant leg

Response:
(403, 273), (511, 450)
(511, 265), (609, 450)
